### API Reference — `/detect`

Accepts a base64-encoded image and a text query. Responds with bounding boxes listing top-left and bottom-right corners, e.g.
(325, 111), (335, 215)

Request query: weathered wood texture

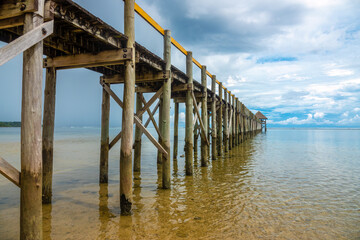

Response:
(217, 82), (223, 155)
(192, 92), (209, 147)
(173, 102), (179, 160)
(120, 0), (135, 216)
(0, 20), (53, 66)
(44, 48), (132, 69)
(20, 11), (43, 240)
(200, 65), (208, 167)
(229, 91), (232, 150)
(100, 84), (110, 183)
(133, 93), (142, 173)
(0, 0), (38, 20)
(42, 67), (56, 203)
(185, 52), (193, 176)
(161, 30), (171, 189)
(224, 88), (228, 152)
(0, 157), (20, 187)
(103, 70), (170, 84)
(211, 75), (217, 160)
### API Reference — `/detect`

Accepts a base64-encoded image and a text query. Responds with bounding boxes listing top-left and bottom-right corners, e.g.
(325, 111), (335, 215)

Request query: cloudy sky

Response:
(1, 0), (359, 127)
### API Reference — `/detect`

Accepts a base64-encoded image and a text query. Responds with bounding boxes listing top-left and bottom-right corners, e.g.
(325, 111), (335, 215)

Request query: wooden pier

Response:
(0, 0), (263, 238)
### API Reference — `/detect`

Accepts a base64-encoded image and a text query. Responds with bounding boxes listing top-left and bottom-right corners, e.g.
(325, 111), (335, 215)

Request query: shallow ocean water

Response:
(0, 128), (359, 239)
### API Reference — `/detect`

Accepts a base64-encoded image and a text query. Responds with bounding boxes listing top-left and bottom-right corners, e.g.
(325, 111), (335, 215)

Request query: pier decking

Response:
(0, 0), (263, 238)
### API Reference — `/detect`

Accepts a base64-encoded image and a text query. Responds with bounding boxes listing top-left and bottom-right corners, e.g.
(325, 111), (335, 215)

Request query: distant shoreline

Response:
(0, 122), (21, 127)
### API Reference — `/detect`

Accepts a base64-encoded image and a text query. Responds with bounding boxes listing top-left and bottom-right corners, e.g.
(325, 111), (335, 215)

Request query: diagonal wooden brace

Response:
(136, 86), (163, 118)
(134, 116), (168, 158)
(0, 20), (54, 66)
(193, 102), (201, 125)
(192, 92), (210, 146)
(101, 82), (167, 157)
(0, 157), (20, 187)
(139, 93), (161, 138)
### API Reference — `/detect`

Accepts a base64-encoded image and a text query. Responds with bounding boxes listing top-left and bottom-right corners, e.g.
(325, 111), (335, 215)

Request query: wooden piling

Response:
(21, 6), (44, 239)
(157, 96), (163, 164)
(42, 67), (56, 204)
(211, 75), (217, 160)
(224, 88), (228, 152)
(200, 65), (208, 167)
(161, 30), (171, 189)
(185, 51), (194, 175)
(229, 91), (232, 150)
(120, 0), (135, 215)
(232, 95), (235, 148)
(194, 121), (198, 154)
(173, 102), (179, 161)
(100, 83), (110, 182)
(234, 98), (238, 146)
(217, 82), (223, 155)
(133, 93), (142, 172)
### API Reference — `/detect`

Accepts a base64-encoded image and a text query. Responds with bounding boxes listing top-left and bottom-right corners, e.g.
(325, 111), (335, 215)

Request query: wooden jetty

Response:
(0, 0), (263, 238)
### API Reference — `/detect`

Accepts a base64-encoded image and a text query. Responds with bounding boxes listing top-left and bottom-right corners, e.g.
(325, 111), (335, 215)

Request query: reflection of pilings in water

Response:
(133, 172), (143, 211)
(173, 158), (178, 176)
(98, 183), (113, 239)
(42, 204), (52, 240)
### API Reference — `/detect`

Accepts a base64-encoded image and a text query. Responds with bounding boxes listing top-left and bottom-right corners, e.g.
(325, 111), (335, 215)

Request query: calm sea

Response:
(0, 128), (359, 239)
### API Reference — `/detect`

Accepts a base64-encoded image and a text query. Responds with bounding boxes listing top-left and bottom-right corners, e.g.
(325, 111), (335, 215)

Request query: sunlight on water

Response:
(1, 128), (360, 239)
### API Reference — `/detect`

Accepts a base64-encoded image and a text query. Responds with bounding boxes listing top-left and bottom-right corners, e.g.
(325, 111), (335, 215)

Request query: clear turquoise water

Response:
(0, 128), (359, 239)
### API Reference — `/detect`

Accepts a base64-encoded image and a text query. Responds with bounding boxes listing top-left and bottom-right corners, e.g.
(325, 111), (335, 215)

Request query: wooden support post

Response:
(42, 67), (56, 203)
(21, 4), (44, 238)
(236, 99), (239, 145)
(120, 0), (135, 215)
(217, 82), (223, 155)
(228, 91), (232, 150)
(161, 30), (171, 189)
(185, 52), (194, 176)
(157, 96), (163, 164)
(232, 95), (235, 148)
(224, 88), (228, 152)
(211, 75), (217, 160)
(194, 121), (198, 154)
(100, 83), (110, 183)
(241, 103), (245, 142)
(265, 119), (267, 132)
(173, 102), (179, 161)
(200, 66), (208, 167)
(133, 93), (142, 172)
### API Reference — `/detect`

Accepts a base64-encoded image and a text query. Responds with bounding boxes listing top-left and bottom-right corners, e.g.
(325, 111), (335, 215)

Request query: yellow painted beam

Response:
(134, 3), (164, 35)
(134, 2), (234, 96)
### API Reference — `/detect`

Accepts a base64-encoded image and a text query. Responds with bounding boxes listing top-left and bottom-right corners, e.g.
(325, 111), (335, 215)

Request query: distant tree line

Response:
(0, 121), (21, 127)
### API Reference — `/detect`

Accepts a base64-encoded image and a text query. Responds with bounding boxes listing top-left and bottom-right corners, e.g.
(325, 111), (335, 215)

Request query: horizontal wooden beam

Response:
(136, 86), (157, 93)
(0, 20), (54, 66)
(0, 15), (24, 30)
(0, 157), (20, 187)
(103, 70), (170, 84)
(44, 48), (132, 69)
(172, 83), (192, 92)
(0, 0), (37, 20)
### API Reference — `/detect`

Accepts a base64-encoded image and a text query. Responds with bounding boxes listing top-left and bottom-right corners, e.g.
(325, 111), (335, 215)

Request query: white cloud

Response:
(314, 112), (325, 119)
(179, 112), (186, 123)
(326, 69), (354, 77)
(338, 114), (360, 125)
